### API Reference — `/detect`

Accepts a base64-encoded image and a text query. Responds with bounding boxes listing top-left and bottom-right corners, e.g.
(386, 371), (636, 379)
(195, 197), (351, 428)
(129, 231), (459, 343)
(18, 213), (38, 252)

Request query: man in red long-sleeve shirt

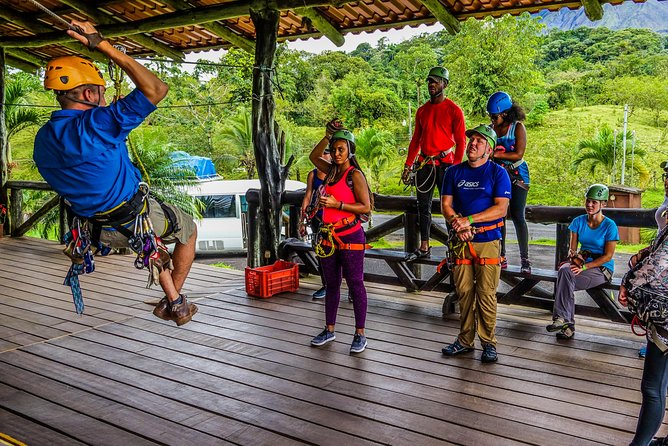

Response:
(402, 66), (467, 261)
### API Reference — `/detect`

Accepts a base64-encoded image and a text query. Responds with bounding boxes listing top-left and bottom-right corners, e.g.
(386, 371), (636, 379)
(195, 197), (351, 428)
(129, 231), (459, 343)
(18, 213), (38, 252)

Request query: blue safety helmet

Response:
(486, 92), (513, 115)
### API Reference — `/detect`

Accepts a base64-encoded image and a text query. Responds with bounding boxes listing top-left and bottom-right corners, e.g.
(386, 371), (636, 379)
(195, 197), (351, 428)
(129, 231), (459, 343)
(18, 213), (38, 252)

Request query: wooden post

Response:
(246, 189), (261, 268)
(288, 204), (300, 238)
(0, 48), (8, 233)
(555, 223), (570, 270)
(250, 5), (282, 266)
(8, 187), (21, 237)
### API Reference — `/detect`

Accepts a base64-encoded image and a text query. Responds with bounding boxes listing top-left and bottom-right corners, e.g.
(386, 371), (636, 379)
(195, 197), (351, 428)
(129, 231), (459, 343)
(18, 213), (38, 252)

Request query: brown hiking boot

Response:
(170, 294), (198, 326)
(152, 296), (171, 321)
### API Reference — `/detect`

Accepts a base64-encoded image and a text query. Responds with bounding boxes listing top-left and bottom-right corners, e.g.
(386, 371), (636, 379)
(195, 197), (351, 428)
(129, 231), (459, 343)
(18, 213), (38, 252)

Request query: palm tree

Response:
(572, 125), (649, 187)
(219, 109), (256, 179)
(5, 74), (47, 167)
(131, 128), (202, 218)
(353, 127), (399, 193)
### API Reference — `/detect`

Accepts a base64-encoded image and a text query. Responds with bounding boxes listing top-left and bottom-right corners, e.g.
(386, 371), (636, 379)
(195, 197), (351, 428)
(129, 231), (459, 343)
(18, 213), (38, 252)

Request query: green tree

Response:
(602, 76), (668, 126)
(572, 125), (649, 187)
(219, 109), (256, 179)
(330, 72), (403, 128)
(131, 127), (201, 217)
(353, 127), (399, 193)
(394, 43), (437, 106)
(5, 73), (46, 171)
(443, 14), (544, 116)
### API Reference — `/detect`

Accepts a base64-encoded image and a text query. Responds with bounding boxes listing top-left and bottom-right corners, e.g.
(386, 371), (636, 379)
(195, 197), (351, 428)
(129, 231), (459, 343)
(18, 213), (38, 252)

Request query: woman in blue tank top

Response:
(487, 91), (531, 274)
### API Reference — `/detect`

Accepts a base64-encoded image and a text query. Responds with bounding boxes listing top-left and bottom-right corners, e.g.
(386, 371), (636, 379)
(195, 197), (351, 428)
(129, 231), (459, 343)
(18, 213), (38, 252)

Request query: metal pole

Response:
(621, 104), (628, 185)
(612, 129), (617, 184)
(631, 130), (636, 186)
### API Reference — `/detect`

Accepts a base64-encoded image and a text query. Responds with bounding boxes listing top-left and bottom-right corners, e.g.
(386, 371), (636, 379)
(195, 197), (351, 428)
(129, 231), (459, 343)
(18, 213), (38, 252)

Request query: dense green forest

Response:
(7, 15), (668, 211)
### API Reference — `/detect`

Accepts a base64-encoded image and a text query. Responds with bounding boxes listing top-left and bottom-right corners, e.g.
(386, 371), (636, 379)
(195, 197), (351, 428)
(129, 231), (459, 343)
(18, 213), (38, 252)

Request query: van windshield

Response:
(198, 195), (237, 218)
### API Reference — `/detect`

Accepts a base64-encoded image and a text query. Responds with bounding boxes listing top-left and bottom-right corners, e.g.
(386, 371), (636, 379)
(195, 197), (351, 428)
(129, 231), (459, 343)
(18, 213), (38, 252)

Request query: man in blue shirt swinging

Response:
(34, 20), (198, 326)
(440, 124), (511, 363)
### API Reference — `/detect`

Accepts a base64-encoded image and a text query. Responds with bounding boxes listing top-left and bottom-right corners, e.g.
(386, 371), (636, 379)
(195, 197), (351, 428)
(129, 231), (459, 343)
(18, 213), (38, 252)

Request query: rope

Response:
(414, 158), (437, 194)
(314, 224), (336, 258)
(108, 45), (151, 185)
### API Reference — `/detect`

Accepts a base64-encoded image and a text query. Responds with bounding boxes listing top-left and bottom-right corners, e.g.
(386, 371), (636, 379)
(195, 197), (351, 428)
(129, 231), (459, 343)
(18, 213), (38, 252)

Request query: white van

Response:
(184, 178), (306, 254)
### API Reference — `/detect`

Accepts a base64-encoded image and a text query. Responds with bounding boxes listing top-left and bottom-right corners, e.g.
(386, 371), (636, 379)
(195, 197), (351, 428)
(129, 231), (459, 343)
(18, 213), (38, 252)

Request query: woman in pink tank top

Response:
(308, 123), (373, 354)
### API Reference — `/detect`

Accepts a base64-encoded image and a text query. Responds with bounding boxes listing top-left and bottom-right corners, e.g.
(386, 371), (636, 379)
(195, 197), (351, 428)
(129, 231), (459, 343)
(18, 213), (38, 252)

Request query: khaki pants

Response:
(452, 240), (501, 348)
(98, 197), (196, 248)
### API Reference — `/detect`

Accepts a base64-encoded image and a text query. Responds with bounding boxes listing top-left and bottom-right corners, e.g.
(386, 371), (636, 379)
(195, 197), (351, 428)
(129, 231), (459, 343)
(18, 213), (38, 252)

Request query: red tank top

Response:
(323, 166), (361, 235)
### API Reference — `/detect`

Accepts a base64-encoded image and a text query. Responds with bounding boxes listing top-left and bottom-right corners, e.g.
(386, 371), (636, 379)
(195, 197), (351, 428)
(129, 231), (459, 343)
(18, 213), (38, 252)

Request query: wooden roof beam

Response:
(419, 0), (460, 34)
(6, 49), (45, 67)
(6, 55), (40, 73)
(581, 0), (604, 20)
(0, 9), (105, 62)
(160, 0), (255, 54)
(294, 7), (344, 47)
(0, 0), (349, 48)
(58, 0), (185, 60)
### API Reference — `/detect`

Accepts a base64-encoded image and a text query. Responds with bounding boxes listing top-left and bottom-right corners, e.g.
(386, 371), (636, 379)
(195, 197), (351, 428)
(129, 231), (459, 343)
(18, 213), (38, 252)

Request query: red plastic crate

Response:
(245, 260), (299, 298)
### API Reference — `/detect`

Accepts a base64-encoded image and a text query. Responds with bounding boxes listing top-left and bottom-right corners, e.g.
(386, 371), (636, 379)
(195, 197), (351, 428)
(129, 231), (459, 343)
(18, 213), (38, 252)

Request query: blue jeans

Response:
(630, 340), (668, 445)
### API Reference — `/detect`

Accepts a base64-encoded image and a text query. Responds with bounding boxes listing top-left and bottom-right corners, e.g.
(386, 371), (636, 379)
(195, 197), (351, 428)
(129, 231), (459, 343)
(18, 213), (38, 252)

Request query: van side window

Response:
(199, 195), (237, 218)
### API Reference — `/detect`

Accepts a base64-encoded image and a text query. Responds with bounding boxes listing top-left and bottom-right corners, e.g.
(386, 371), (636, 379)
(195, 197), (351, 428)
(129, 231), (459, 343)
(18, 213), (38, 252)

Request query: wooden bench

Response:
(278, 238), (454, 293)
(279, 238), (629, 322)
(498, 265), (627, 323)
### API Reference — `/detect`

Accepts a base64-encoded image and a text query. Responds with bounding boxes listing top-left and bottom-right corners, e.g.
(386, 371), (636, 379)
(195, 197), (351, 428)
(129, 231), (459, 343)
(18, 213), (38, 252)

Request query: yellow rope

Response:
(314, 224), (336, 258)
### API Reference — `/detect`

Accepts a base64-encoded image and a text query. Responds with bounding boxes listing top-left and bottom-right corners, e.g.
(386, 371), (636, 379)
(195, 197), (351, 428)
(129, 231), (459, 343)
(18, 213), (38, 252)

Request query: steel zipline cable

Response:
(1, 97), (263, 109)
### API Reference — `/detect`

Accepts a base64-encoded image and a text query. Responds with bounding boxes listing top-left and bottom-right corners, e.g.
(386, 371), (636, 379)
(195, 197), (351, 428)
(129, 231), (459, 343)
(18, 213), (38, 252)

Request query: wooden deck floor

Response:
(0, 236), (661, 445)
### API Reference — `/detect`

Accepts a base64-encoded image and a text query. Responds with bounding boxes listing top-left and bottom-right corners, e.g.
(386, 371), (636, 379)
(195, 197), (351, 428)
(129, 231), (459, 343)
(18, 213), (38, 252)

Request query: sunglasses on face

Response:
(663, 173), (668, 182)
(489, 113), (501, 120)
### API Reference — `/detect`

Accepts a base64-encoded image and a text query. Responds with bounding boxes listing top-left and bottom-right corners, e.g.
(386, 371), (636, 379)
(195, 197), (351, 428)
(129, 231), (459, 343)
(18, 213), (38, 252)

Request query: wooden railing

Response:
(2, 180), (66, 239)
(246, 188), (656, 269)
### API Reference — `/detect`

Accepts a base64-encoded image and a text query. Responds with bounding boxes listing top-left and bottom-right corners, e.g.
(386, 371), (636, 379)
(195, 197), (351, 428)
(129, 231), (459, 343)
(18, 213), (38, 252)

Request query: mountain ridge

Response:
(537, 0), (668, 33)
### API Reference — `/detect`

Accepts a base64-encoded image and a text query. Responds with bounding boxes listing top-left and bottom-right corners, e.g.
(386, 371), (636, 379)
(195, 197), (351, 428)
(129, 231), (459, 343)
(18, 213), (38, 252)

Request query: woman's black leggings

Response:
(500, 183), (529, 260)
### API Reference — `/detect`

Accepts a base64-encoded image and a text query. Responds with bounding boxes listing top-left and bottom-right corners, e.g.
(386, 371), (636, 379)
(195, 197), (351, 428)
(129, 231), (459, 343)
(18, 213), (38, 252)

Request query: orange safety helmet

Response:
(44, 56), (105, 91)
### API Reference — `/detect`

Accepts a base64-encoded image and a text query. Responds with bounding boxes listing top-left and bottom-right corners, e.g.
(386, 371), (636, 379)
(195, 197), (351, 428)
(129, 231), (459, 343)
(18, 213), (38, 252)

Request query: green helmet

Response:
(331, 129), (355, 145)
(585, 184), (609, 201)
(330, 129), (356, 157)
(427, 66), (449, 82)
(465, 124), (497, 148)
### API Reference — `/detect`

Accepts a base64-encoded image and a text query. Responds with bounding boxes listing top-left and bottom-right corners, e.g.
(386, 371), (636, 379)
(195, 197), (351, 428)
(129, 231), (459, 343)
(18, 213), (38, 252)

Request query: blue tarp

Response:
(170, 151), (217, 179)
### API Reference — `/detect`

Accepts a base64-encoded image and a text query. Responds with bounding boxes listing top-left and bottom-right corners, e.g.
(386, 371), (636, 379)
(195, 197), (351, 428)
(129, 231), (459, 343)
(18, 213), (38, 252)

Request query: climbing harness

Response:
(62, 217), (111, 314)
(127, 198), (173, 288)
(498, 159), (528, 191)
(400, 164), (416, 191)
(61, 183), (175, 312)
(107, 44), (151, 185)
(436, 217), (505, 273)
(314, 215), (371, 258)
(412, 149), (454, 194)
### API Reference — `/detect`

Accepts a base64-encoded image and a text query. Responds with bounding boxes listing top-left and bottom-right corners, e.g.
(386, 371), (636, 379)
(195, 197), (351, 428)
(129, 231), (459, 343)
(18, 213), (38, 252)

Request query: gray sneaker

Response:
(312, 287), (326, 299)
(350, 333), (367, 353)
(311, 328), (336, 346)
(546, 317), (568, 332)
(556, 326), (575, 340)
